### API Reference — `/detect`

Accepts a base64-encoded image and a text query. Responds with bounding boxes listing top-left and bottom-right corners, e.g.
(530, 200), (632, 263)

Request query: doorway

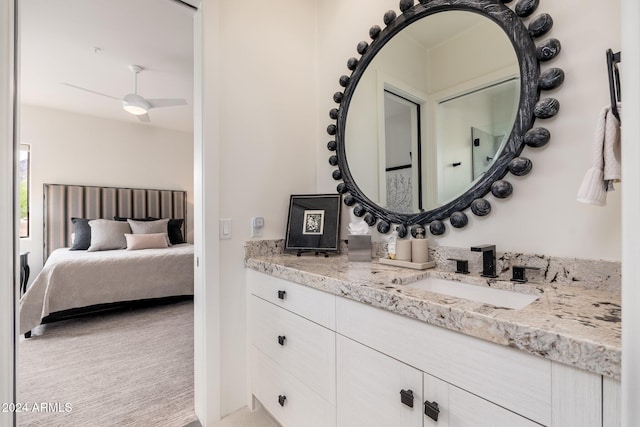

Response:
(14, 0), (199, 425)
(383, 90), (422, 213)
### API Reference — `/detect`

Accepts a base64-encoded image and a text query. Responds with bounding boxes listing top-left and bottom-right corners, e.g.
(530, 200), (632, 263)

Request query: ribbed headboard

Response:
(43, 183), (187, 260)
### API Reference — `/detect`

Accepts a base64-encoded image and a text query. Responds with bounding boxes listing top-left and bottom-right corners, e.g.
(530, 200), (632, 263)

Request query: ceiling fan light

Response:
(122, 94), (150, 115)
(123, 104), (147, 115)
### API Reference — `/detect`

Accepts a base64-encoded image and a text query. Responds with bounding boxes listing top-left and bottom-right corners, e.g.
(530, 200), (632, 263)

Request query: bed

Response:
(19, 183), (194, 335)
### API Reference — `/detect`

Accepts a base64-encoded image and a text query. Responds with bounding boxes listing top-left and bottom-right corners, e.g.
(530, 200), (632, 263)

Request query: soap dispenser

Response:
(411, 226), (429, 263)
(387, 227), (398, 260)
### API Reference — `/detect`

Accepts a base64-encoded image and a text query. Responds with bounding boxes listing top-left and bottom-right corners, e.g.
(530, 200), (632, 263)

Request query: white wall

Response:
(427, 17), (517, 94)
(18, 104), (194, 278)
(318, 0), (622, 261)
(435, 81), (518, 204)
(201, 0), (318, 417)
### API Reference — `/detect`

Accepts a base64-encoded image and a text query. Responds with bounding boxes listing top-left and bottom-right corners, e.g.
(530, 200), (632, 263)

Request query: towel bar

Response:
(606, 48), (621, 120)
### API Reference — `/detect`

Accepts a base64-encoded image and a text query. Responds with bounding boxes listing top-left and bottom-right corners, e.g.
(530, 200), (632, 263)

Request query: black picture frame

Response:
(285, 194), (341, 254)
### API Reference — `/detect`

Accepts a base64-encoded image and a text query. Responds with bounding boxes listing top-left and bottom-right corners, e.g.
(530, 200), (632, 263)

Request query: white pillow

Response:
(87, 219), (131, 252)
(125, 233), (169, 250)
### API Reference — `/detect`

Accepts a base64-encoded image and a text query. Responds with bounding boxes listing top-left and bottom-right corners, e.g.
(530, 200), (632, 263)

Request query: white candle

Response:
(411, 239), (429, 263)
(396, 239), (412, 261)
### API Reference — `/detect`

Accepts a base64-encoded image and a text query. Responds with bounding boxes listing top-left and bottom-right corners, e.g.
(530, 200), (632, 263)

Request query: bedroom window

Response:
(19, 144), (30, 238)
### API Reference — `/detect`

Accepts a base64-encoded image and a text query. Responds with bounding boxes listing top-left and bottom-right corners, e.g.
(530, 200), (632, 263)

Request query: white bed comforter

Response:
(19, 244), (194, 334)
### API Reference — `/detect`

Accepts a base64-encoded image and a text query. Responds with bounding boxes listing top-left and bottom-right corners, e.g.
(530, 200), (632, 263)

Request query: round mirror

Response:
(328, 0), (564, 236)
(345, 11), (520, 214)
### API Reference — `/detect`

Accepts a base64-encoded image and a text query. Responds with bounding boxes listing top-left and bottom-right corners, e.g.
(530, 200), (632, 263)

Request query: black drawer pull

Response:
(424, 400), (440, 421)
(278, 335), (286, 346)
(278, 395), (287, 407)
(277, 290), (287, 300)
(400, 389), (414, 408)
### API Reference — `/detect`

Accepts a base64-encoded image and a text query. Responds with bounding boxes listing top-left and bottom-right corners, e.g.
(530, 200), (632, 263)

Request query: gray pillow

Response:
(70, 218), (93, 250)
(127, 218), (170, 243)
(87, 219), (132, 252)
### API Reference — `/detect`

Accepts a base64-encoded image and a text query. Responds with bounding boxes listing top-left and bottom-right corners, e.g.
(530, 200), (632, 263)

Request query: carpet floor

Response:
(17, 300), (198, 427)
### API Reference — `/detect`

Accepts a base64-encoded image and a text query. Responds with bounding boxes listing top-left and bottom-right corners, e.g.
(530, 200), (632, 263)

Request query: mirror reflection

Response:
(345, 10), (520, 214)
(383, 91), (421, 213)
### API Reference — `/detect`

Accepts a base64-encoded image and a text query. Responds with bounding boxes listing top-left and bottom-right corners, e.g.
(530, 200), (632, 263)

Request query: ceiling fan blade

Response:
(137, 113), (151, 123)
(146, 98), (188, 109)
(61, 83), (120, 101)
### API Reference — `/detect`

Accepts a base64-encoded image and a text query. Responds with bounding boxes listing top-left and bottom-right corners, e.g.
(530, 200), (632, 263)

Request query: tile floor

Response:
(211, 406), (280, 427)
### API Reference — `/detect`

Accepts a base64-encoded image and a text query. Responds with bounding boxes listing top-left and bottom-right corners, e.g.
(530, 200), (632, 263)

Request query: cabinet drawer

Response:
(250, 346), (336, 427)
(248, 269), (335, 329)
(337, 335), (423, 427)
(424, 372), (540, 427)
(336, 296), (551, 426)
(250, 295), (336, 403)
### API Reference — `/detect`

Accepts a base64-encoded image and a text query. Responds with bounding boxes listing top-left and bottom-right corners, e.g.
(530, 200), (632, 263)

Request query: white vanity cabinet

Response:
(247, 270), (621, 427)
(247, 270), (337, 427)
(422, 371), (541, 427)
(336, 334), (539, 427)
(336, 296), (553, 425)
(335, 296), (614, 427)
(336, 334), (423, 427)
(603, 377), (621, 427)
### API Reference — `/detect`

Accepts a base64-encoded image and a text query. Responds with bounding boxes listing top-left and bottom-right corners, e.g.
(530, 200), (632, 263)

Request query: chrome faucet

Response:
(470, 245), (498, 278)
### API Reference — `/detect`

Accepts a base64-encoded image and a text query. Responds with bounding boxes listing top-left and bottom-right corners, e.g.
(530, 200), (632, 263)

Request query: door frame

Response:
(0, 0), (17, 425)
(621, 0), (640, 425)
(0, 1), (222, 426)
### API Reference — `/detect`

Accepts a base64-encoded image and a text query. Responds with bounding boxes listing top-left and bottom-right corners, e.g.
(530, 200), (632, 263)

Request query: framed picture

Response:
(285, 194), (341, 254)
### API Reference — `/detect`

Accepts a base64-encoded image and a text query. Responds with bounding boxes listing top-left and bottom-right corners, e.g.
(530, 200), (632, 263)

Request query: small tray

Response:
(378, 258), (436, 270)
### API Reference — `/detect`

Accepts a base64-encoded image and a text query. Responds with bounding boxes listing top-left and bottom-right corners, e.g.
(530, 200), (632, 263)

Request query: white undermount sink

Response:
(406, 277), (539, 309)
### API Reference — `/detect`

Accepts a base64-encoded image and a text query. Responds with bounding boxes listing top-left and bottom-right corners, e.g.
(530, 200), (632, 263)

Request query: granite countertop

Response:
(246, 253), (621, 379)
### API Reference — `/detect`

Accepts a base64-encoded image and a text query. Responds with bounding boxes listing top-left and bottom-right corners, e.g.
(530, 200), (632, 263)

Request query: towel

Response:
(577, 105), (621, 206)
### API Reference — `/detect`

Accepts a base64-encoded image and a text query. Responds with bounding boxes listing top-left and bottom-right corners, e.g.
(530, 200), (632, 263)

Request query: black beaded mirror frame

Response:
(326, 0), (563, 238)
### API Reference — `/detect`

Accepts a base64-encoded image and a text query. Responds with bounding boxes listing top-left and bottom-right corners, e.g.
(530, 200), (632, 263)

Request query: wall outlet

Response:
(251, 216), (264, 238)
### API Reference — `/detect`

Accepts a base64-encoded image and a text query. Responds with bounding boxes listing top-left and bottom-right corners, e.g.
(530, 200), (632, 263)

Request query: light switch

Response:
(251, 216), (264, 238)
(220, 218), (232, 240)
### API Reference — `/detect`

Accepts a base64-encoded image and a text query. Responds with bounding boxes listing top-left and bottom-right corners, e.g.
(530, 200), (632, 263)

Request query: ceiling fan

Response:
(62, 64), (187, 123)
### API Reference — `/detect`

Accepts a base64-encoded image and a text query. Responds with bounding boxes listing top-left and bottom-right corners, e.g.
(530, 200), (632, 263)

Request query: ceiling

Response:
(19, 0), (195, 133)
(404, 11), (491, 49)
